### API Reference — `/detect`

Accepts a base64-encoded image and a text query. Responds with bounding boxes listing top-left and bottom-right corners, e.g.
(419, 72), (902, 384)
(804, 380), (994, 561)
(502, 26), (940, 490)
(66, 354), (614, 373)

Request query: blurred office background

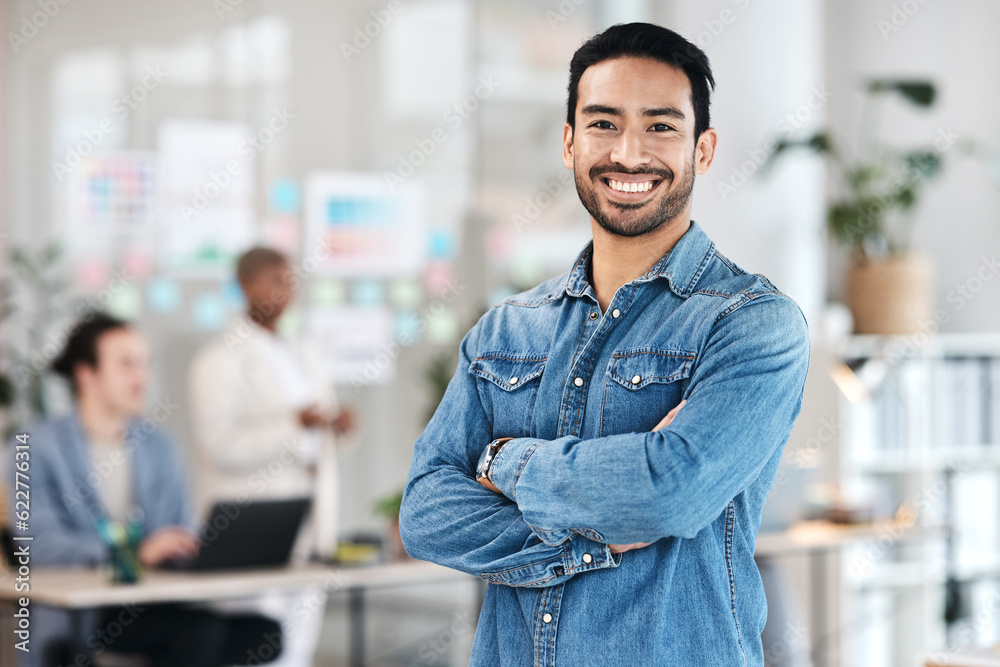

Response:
(1, 0), (999, 665)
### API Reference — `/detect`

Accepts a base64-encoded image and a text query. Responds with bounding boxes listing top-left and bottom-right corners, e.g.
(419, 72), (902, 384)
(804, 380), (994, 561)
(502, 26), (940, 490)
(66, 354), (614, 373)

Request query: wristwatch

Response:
(476, 437), (514, 487)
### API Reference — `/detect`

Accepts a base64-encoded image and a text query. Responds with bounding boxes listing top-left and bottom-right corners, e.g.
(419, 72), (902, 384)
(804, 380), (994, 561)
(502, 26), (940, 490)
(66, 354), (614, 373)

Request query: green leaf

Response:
(868, 79), (936, 107)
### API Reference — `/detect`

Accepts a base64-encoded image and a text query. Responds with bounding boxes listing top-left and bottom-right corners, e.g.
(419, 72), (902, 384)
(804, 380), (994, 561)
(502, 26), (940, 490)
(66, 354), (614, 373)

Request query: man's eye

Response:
(590, 120), (616, 130)
(651, 123), (674, 132)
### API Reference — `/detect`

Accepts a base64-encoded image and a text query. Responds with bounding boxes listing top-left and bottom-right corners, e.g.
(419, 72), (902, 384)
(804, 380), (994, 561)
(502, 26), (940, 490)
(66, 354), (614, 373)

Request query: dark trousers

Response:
(46, 604), (283, 667)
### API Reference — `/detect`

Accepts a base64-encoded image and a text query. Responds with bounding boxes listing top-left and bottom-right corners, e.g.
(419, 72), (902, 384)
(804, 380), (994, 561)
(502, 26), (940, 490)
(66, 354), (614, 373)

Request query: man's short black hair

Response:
(566, 22), (716, 140)
(236, 246), (288, 285)
(51, 312), (130, 395)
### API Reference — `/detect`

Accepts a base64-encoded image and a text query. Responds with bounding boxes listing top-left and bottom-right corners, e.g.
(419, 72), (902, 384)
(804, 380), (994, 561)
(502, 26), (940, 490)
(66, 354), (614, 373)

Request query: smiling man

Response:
(400, 23), (811, 666)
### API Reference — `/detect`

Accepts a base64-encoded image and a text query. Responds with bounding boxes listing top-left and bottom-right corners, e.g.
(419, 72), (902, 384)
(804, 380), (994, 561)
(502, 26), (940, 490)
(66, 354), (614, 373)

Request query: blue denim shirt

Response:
(400, 220), (810, 666)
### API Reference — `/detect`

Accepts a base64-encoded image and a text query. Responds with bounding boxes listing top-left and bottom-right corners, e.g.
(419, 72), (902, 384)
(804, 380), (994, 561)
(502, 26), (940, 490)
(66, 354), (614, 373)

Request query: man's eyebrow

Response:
(580, 104), (686, 121)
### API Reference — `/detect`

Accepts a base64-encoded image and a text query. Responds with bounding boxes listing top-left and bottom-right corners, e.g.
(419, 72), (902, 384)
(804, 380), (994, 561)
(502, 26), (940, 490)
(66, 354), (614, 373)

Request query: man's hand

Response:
(138, 527), (199, 567)
(653, 399), (686, 431)
(330, 408), (356, 436)
(299, 404), (326, 428)
(609, 542), (654, 554)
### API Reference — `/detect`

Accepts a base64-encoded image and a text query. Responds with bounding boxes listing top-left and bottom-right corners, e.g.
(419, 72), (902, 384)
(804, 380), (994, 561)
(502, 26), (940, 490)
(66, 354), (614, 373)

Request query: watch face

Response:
(476, 443), (493, 478)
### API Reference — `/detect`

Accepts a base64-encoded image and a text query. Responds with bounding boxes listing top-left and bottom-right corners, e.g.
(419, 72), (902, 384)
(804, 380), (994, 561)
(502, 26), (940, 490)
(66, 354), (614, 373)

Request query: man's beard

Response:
(574, 157), (696, 238)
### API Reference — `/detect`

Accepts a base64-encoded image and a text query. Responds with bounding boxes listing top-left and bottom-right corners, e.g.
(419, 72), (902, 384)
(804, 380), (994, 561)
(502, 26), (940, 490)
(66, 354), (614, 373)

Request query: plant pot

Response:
(845, 253), (935, 335)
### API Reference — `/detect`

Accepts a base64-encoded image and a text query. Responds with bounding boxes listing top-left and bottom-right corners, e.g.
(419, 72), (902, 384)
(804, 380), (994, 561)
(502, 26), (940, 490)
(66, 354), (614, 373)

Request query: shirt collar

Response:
(563, 220), (715, 300)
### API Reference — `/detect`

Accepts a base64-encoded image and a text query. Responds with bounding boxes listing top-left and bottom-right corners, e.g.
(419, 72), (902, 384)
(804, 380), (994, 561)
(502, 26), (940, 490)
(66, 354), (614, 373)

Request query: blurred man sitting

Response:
(6, 312), (282, 667)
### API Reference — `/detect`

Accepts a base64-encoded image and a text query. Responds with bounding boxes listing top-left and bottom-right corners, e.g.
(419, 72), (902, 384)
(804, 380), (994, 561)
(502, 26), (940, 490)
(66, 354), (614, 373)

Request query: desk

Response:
(0, 560), (473, 667)
(756, 520), (939, 667)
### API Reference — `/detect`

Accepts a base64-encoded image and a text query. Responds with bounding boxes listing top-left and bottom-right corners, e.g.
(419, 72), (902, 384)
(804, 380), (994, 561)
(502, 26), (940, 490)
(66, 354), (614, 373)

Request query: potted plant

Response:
(766, 79), (943, 334)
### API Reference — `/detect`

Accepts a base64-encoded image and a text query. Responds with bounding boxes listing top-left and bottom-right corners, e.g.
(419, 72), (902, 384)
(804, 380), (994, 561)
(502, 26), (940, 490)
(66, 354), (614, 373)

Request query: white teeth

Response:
(607, 179), (654, 193)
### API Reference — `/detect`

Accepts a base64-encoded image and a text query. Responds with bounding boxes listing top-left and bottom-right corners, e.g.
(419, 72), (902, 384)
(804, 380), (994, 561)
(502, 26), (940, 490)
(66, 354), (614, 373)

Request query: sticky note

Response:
(389, 279), (423, 309)
(428, 230), (454, 259)
(107, 284), (142, 320)
(147, 278), (181, 313)
(77, 259), (109, 291)
(352, 280), (384, 307)
(426, 306), (458, 344)
(312, 280), (346, 307)
(192, 292), (227, 331)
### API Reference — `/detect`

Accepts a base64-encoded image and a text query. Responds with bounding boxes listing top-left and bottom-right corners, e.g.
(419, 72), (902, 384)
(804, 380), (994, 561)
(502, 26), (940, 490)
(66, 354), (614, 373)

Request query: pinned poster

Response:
(304, 172), (426, 278)
(158, 119), (255, 274)
(67, 153), (157, 233)
(305, 306), (395, 386)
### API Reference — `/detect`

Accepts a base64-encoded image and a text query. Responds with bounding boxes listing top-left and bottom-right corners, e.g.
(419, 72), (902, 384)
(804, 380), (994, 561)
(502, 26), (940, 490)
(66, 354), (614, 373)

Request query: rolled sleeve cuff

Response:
(480, 532), (620, 587)
(487, 437), (542, 500)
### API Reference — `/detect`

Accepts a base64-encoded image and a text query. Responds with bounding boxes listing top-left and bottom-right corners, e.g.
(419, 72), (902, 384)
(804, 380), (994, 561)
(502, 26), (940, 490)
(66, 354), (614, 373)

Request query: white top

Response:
(189, 317), (354, 558)
(89, 436), (132, 524)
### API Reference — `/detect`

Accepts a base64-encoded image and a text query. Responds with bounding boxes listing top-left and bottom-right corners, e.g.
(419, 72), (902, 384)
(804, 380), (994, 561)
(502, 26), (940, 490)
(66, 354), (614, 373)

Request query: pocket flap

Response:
(471, 353), (547, 391)
(607, 348), (695, 390)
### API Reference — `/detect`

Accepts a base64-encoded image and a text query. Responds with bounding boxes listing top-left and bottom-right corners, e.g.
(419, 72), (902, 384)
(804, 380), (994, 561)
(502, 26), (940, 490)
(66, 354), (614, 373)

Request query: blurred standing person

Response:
(189, 246), (356, 667)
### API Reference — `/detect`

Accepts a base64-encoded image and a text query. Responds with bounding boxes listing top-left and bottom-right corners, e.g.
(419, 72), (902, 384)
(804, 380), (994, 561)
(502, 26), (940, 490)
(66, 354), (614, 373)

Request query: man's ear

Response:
(562, 122), (574, 170)
(695, 128), (718, 175)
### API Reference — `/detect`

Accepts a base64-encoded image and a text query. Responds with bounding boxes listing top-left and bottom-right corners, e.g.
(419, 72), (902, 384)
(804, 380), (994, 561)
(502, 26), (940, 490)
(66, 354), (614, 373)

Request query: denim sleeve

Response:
(6, 430), (107, 567)
(489, 295), (810, 544)
(148, 429), (196, 534)
(399, 319), (619, 587)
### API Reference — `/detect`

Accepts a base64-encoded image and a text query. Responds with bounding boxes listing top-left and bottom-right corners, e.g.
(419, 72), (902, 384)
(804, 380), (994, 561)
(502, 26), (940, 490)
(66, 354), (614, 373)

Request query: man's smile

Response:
(598, 173), (666, 203)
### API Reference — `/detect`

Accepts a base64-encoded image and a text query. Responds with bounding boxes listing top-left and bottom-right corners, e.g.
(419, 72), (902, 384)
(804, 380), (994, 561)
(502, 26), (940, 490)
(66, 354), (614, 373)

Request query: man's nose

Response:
(609, 127), (652, 168)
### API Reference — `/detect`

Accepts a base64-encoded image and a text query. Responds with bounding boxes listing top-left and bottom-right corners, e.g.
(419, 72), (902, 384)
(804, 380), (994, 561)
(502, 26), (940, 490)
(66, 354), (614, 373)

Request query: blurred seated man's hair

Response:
(51, 311), (130, 396)
(236, 246), (288, 285)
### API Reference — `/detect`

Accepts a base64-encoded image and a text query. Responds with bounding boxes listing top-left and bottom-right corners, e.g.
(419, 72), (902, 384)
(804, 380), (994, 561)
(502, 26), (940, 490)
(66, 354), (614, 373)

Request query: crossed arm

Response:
(399, 295), (810, 583)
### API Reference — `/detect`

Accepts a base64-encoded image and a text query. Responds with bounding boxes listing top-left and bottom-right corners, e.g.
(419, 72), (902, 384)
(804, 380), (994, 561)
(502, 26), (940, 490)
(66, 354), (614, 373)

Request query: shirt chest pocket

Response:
(601, 348), (696, 436)
(469, 353), (546, 439)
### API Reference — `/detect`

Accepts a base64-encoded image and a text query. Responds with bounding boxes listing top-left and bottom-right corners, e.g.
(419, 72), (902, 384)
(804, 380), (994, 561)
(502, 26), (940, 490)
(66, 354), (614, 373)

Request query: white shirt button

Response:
(612, 308), (621, 318)
(509, 376), (519, 385)
(582, 553), (593, 564)
(542, 613), (553, 624)
(631, 375), (641, 385)
(573, 377), (584, 387)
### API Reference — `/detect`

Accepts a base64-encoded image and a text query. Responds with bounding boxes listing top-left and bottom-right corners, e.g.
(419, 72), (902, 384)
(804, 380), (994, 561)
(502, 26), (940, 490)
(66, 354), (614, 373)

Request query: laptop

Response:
(161, 497), (312, 571)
